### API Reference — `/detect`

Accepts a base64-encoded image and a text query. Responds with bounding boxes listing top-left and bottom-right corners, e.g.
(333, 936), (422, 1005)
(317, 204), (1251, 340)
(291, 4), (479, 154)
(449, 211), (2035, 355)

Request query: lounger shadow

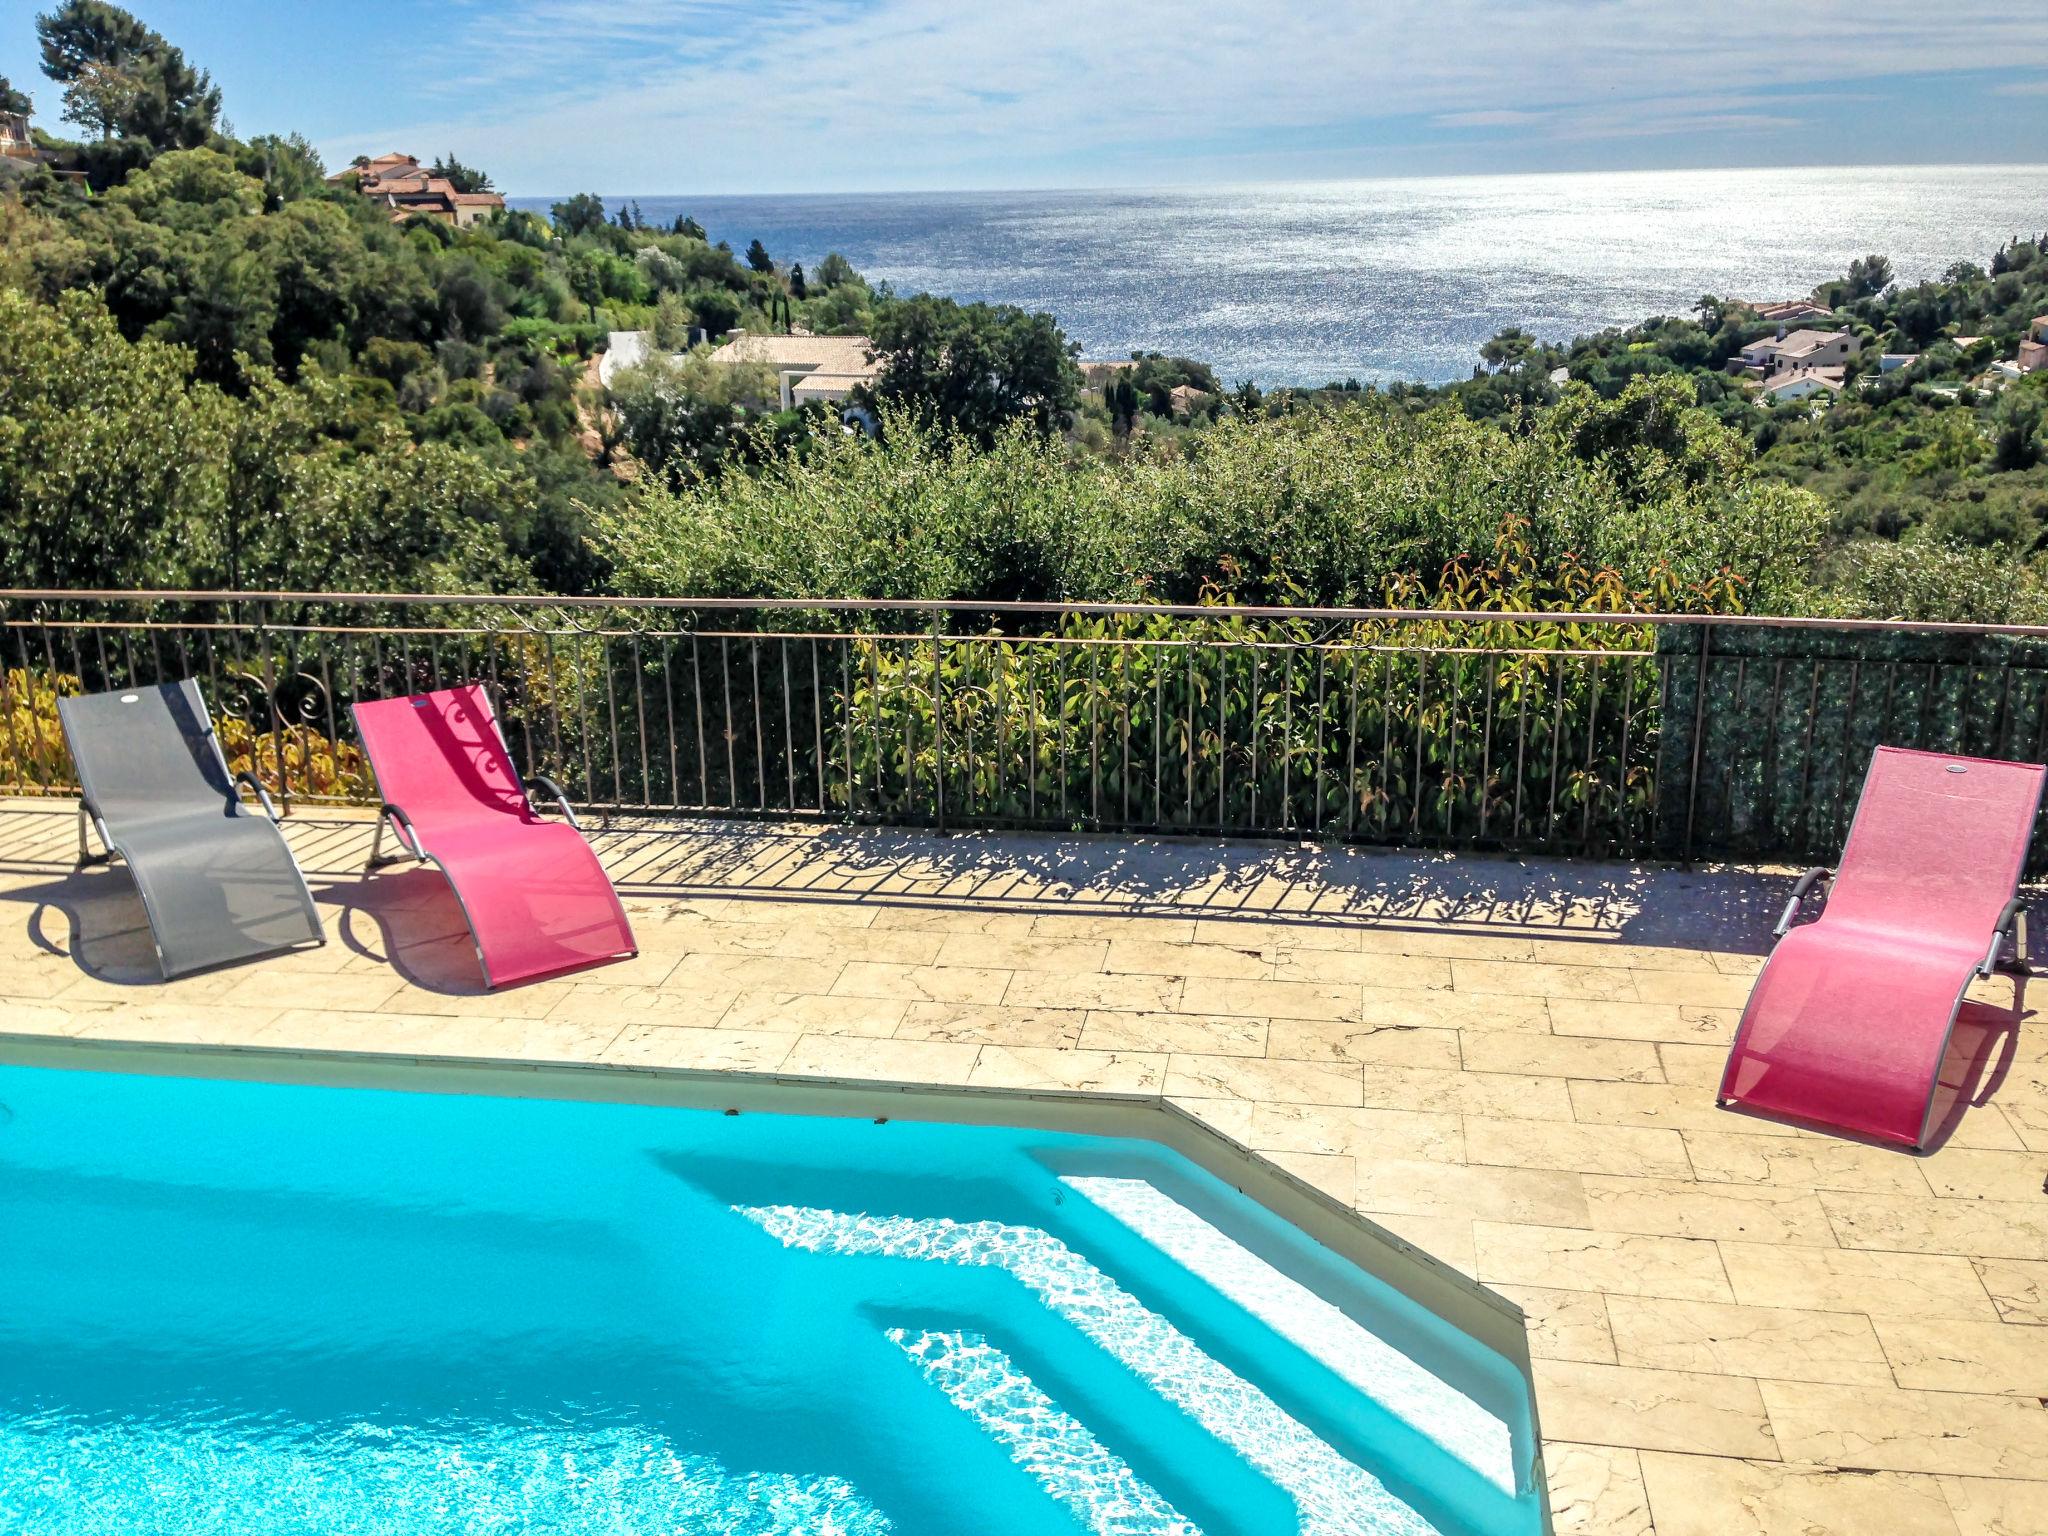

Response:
(56, 680), (325, 978)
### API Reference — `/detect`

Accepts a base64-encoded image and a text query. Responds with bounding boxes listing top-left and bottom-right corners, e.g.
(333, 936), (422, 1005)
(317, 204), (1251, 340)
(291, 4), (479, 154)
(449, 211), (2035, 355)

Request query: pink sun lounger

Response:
(1718, 746), (2043, 1149)
(352, 685), (637, 988)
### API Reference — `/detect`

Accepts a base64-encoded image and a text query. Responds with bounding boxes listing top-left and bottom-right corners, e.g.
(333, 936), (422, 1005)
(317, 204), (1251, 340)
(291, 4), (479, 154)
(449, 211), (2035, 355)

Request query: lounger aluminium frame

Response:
(57, 679), (325, 978)
(1716, 745), (2044, 1149)
(351, 685), (637, 989)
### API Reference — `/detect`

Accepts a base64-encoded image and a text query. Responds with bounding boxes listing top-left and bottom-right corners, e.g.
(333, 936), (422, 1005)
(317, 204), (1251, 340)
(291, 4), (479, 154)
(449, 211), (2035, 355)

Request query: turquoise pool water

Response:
(0, 1063), (1542, 1536)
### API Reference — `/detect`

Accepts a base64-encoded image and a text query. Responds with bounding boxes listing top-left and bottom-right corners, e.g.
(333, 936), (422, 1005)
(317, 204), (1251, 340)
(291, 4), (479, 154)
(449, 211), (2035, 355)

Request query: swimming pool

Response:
(0, 1057), (1545, 1536)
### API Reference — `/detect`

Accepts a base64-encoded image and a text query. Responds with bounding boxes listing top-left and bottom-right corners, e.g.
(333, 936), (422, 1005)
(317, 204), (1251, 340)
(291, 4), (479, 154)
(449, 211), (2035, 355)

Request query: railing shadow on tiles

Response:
(4, 590), (2047, 869)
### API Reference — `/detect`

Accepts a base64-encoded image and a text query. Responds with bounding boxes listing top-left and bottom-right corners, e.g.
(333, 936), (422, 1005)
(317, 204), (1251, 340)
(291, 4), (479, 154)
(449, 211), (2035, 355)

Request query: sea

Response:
(513, 165), (2048, 387)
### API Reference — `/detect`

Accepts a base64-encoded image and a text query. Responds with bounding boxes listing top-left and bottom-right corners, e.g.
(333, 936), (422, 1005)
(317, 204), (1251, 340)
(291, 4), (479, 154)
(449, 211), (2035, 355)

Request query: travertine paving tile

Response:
(1029, 913), (1196, 942)
(73, 1002), (285, 1046)
(1919, 1148), (2048, 1203)
(1544, 1443), (1651, 1536)
(1681, 1129), (1933, 1196)
(1164, 1053), (1364, 1107)
(1079, 1010), (1268, 1057)
(1268, 949), (1454, 990)
(1356, 927), (1537, 963)
(778, 1034), (981, 1084)
(666, 952), (846, 993)
(1192, 916), (1357, 951)
(1759, 1379), (2048, 1479)
(1461, 1032), (1665, 1083)
(832, 961), (1010, 1004)
(1875, 1318), (2048, 1397)
(254, 1008), (480, 1054)
(1358, 1065), (1576, 1121)
(1819, 1191), (2048, 1263)
(1655, 1042), (1734, 1089)
(1465, 1117), (1693, 1179)
(1359, 985), (1552, 1033)
(1937, 1474), (2048, 1536)
(1582, 1175), (1836, 1247)
(1719, 1242), (2003, 1321)
(1494, 1286), (1616, 1365)
(1264, 1018), (1462, 1068)
(1475, 1223), (1735, 1302)
(0, 997), (92, 1036)
(221, 970), (405, 1012)
(1247, 1101), (1465, 1163)
(1102, 937), (1269, 979)
(546, 983), (734, 1028)
(1531, 1360), (1778, 1459)
(1003, 969), (1182, 1012)
(1564, 943), (1722, 975)
(1637, 1451), (1961, 1536)
(1191, 976), (1369, 1022)
(968, 1045), (1165, 1095)
(934, 933), (1109, 974)
(601, 1024), (795, 1071)
(892, 1003), (1086, 1048)
(1973, 1258), (2048, 1324)
(401, 1016), (627, 1061)
(1607, 1296), (1892, 1386)
(1632, 970), (1757, 1008)
(1352, 1158), (1590, 1227)
(1453, 960), (1642, 1002)
(374, 979), (578, 1018)
(1548, 999), (1738, 1044)
(719, 992), (908, 1037)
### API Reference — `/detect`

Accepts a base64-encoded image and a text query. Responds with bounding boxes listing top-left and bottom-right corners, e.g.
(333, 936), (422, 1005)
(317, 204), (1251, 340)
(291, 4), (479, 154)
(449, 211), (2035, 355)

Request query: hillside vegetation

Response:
(2, 3), (2045, 623)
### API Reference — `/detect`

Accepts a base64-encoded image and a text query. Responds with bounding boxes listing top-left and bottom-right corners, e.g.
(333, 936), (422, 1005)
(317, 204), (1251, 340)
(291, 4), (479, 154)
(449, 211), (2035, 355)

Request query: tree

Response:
(35, 0), (221, 149)
(1693, 294), (1723, 329)
(428, 153), (493, 194)
(864, 294), (1081, 445)
(550, 192), (607, 238)
(1845, 254), (1894, 302)
(687, 287), (742, 339)
(0, 74), (32, 115)
(789, 261), (807, 300)
(672, 213), (706, 240)
(745, 238), (774, 274)
(1479, 327), (1539, 372)
(565, 249), (604, 321)
(815, 252), (860, 289)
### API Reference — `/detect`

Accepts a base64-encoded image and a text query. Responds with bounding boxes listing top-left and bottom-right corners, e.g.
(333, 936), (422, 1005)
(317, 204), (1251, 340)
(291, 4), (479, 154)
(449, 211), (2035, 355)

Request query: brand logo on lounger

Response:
(120, 694), (138, 703)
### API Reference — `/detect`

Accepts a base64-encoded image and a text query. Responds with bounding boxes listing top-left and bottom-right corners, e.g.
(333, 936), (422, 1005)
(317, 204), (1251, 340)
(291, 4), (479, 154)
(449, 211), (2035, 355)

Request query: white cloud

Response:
(336, 1), (2048, 189)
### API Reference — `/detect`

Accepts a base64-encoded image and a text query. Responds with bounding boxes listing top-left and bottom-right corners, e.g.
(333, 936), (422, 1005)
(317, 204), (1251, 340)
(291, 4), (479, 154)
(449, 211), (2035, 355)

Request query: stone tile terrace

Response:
(0, 800), (2044, 1536)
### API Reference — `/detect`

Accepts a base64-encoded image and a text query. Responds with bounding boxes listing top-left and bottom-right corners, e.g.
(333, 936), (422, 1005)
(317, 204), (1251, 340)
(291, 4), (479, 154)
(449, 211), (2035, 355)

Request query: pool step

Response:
(1061, 1176), (1516, 1498)
(889, 1326), (1201, 1536)
(740, 1202), (1449, 1536)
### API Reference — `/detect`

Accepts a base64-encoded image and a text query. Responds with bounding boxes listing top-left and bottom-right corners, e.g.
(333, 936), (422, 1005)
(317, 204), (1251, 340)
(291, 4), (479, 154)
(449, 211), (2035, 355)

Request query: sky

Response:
(3, 1), (2046, 195)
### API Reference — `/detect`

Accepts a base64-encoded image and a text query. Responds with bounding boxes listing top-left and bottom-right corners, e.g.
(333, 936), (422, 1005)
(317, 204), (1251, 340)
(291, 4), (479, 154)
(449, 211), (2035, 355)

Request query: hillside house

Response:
(331, 153), (504, 227)
(708, 331), (883, 408)
(0, 109), (36, 160)
(2019, 316), (2048, 375)
(1740, 298), (1833, 325)
(1762, 366), (1845, 403)
(1735, 328), (1861, 380)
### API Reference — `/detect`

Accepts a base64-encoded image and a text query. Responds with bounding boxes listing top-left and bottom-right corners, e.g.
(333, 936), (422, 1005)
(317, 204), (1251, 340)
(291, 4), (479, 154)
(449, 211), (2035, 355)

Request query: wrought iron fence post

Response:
(1682, 622), (1712, 862)
(930, 612), (946, 833)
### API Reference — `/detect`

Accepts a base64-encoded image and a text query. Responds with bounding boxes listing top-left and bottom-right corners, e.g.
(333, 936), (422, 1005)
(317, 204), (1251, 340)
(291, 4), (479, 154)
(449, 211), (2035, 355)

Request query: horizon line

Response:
(492, 158), (2048, 204)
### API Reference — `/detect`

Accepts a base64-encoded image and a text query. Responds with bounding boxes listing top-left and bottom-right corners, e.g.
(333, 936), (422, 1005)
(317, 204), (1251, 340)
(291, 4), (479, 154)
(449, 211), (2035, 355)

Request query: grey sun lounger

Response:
(57, 679), (324, 978)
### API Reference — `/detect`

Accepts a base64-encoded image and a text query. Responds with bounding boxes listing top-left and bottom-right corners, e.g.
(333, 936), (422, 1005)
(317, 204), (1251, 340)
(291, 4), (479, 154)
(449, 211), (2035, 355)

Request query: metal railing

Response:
(4, 590), (2048, 865)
